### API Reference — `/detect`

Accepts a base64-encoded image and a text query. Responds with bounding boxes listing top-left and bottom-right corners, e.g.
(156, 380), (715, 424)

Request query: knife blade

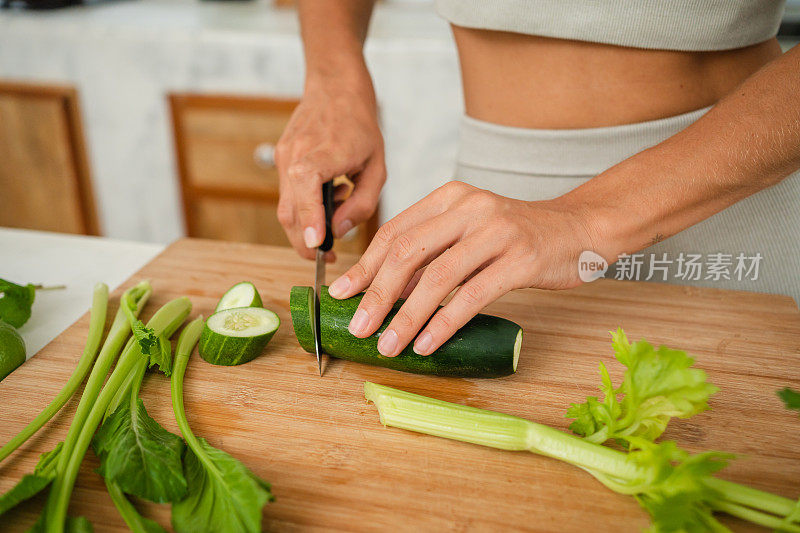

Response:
(312, 179), (335, 377)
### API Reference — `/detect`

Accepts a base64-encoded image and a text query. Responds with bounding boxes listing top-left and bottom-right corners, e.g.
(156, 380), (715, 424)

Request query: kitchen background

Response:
(1, 0), (799, 249)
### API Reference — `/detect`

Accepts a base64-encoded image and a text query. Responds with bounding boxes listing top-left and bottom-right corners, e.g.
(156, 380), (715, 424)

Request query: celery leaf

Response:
(568, 328), (718, 446)
(627, 439), (733, 533)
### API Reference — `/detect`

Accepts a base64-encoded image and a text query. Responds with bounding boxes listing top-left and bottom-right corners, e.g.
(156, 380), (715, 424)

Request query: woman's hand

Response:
(327, 181), (596, 356)
(275, 78), (385, 260)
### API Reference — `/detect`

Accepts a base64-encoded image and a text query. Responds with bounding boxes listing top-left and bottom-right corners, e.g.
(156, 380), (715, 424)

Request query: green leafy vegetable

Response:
(147, 334), (173, 376)
(172, 438), (273, 533)
(121, 290), (160, 357)
(0, 443), (62, 515)
(105, 474), (167, 533)
(171, 317), (274, 533)
(30, 514), (94, 533)
(364, 329), (800, 532)
(92, 398), (186, 503)
(566, 328), (718, 446)
(0, 278), (36, 328)
(0, 284), (112, 462)
(606, 438), (735, 532)
(64, 516), (94, 533)
(45, 297), (191, 533)
(131, 321), (159, 356)
(779, 388), (800, 416)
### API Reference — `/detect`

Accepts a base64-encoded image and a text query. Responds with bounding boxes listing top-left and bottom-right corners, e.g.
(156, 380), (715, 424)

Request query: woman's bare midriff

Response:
(453, 26), (782, 129)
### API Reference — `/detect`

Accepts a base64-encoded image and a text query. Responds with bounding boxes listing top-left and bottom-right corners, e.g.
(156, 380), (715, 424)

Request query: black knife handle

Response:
(320, 179), (335, 252)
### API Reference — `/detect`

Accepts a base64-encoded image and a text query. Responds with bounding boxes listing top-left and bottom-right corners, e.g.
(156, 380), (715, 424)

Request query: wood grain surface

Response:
(1, 238), (799, 532)
(0, 81), (99, 236)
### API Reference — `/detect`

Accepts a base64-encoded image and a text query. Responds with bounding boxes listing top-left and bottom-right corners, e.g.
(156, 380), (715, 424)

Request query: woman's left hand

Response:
(326, 181), (597, 357)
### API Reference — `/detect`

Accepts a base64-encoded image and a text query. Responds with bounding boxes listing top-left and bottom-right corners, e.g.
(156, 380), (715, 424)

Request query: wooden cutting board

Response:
(1, 238), (799, 532)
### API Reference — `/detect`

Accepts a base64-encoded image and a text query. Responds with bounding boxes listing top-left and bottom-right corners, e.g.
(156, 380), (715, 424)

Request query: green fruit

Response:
(215, 282), (263, 312)
(0, 320), (26, 381)
(290, 286), (522, 378)
(199, 308), (280, 366)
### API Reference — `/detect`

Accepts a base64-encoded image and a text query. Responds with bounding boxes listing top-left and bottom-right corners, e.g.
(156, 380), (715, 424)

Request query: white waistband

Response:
(457, 106), (712, 177)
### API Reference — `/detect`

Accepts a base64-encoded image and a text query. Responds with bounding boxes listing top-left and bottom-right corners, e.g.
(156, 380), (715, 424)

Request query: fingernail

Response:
(377, 329), (399, 357)
(303, 227), (320, 248)
(348, 308), (370, 336)
(336, 219), (353, 238)
(328, 276), (351, 298)
(413, 331), (433, 356)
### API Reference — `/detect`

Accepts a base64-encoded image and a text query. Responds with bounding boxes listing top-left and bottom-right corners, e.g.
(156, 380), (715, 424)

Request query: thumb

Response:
(332, 156), (385, 238)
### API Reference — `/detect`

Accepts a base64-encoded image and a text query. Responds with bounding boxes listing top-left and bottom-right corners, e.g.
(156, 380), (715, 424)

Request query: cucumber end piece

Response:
(512, 329), (522, 373)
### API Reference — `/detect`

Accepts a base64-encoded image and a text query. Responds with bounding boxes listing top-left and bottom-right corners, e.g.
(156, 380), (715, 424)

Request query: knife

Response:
(311, 179), (336, 376)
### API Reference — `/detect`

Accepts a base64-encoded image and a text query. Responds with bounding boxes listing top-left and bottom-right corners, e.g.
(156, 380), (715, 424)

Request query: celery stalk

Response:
(171, 317), (207, 451)
(53, 283), (152, 470)
(0, 283), (110, 463)
(44, 297), (190, 533)
(705, 477), (799, 519)
(364, 381), (644, 482)
(713, 501), (800, 533)
(105, 478), (166, 533)
(46, 282), (151, 516)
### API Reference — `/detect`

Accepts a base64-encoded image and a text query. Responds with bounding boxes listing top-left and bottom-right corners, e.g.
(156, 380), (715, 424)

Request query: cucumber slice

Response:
(215, 282), (263, 312)
(199, 308), (280, 366)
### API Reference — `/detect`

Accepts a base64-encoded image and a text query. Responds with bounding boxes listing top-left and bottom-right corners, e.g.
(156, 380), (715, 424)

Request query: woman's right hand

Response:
(275, 77), (386, 260)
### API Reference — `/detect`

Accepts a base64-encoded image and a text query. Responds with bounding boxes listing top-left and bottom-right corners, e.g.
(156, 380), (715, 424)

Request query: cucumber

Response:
(215, 282), (263, 312)
(290, 286), (522, 378)
(199, 307), (280, 366)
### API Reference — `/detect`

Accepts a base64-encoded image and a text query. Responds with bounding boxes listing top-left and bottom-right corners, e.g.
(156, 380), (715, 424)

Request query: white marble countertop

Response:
(0, 228), (164, 359)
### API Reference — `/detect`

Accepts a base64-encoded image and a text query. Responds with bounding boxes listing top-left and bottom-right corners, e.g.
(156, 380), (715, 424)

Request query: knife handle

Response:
(320, 179), (335, 252)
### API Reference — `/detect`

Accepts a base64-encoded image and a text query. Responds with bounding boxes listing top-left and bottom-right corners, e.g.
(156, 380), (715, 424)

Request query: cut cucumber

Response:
(199, 308), (280, 366)
(290, 286), (522, 378)
(215, 282), (263, 312)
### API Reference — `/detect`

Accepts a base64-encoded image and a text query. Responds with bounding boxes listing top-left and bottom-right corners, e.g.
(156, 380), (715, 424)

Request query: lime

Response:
(0, 320), (26, 381)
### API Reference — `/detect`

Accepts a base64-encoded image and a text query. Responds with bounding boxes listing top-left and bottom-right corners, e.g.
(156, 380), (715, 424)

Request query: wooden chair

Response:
(169, 92), (378, 255)
(0, 81), (100, 235)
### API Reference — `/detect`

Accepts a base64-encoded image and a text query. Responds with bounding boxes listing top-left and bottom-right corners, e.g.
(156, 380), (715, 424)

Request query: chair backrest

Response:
(0, 80), (100, 235)
(169, 92), (377, 255)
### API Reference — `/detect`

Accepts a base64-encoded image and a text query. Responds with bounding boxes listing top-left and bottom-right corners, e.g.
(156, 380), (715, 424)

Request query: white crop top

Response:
(434, 0), (786, 51)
